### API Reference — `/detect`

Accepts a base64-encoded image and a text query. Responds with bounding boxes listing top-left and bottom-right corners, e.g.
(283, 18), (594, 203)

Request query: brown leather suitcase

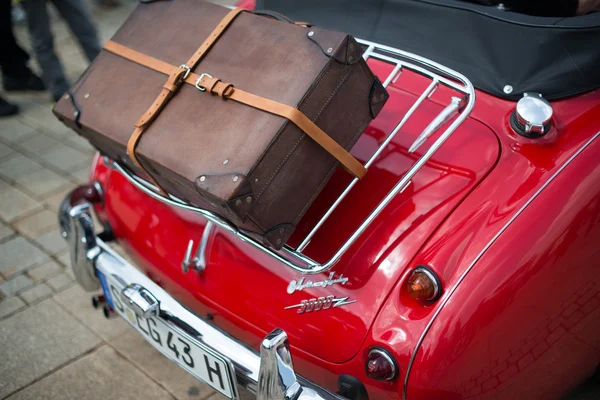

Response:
(53, 0), (388, 249)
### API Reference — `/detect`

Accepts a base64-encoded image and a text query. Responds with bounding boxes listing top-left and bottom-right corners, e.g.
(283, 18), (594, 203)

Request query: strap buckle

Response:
(195, 73), (213, 92)
(179, 64), (191, 81)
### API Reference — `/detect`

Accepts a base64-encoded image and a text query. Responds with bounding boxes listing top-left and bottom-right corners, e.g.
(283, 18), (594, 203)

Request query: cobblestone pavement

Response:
(0, 1), (238, 399)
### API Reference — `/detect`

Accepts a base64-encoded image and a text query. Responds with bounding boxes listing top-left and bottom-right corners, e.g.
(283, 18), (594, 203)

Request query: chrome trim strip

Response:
(108, 38), (476, 275)
(402, 129), (600, 399)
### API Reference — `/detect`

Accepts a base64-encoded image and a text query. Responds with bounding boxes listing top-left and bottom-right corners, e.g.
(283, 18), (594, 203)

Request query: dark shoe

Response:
(3, 73), (45, 91)
(0, 97), (19, 117)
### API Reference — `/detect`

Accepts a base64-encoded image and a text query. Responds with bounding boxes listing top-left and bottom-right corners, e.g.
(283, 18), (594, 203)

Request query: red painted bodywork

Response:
(86, 9), (600, 398)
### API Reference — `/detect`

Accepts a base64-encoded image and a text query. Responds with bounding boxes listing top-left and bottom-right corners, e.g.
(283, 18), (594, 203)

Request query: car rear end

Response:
(57, 36), (508, 400)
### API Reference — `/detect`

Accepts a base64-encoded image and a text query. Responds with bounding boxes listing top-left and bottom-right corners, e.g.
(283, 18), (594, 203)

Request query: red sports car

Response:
(58, 1), (600, 399)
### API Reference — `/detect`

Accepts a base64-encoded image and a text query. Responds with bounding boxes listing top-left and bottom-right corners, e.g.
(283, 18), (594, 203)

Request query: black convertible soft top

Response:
(257, 0), (600, 100)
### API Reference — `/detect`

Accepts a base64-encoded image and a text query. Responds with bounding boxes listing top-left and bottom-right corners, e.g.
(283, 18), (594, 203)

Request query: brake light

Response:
(83, 181), (104, 204)
(365, 348), (398, 381)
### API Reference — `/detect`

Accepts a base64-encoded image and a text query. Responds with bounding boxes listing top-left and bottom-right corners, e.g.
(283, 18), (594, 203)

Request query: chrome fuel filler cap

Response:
(510, 93), (553, 138)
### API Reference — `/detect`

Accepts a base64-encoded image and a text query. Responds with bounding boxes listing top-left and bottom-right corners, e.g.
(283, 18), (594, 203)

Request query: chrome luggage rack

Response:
(109, 38), (475, 275)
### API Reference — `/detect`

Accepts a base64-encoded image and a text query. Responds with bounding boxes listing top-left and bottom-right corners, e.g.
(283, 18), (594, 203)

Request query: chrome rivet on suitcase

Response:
(308, 31), (314, 37)
(246, 196), (252, 204)
(236, 199), (242, 206)
(327, 48), (333, 53)
(84, 93), (90, 99)
(223, 159), (229, 165)
(233, 176), (239, 182)
(74, 111), (79, 117)
(199, 176), (206, 182)
(64, 94), (70, 100)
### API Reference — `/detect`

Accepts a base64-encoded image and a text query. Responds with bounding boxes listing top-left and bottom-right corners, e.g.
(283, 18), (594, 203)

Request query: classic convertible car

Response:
(58, 0), (600, 399)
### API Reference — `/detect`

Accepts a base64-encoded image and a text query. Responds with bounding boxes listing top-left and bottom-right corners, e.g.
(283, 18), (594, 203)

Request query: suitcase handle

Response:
(252, 10), (312, 27)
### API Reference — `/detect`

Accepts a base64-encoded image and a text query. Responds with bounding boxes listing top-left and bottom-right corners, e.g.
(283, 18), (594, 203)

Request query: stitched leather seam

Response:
(252, 61), (335, 201)
(247, 213), (267, 232)
(316, 65), (351, 118)
(253, 63), (352, 202)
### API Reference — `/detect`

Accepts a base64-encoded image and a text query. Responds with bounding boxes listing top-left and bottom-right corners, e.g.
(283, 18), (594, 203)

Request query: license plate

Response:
(97, 270), (238, 399)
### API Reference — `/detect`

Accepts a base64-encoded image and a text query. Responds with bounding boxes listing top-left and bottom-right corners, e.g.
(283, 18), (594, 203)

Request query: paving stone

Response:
(69, 164), (91, 184)
(0, 297), (26, 319)
(19, 105), (72, 139)
(111, 330), (216, 400)
(0, 236), (50, 278)
(16, 168), (72, 197)
(0, 142), (14, 160)
(37, 146), (91, 172)
(19, 283), (53, 304)
(0, 299), (101, 398)
(54, 285), (132, 341)
(27, 260), (64, 282)
(0, 275), (34, 296)
(64, 135), (95, 155)
(6, 346), (173, 400)
(0, 222), (15, 241)
(0, 186), (44, 222)
(33, 229), (68, 255)
(0, 153), (44, 180)
(46, 272), (73, 292)
(56, 250), (71, 268)
(44, 188), (73, 212)
(17, 133), (62, 153)
(13, 209), (57, 238)
(0, 119), (37, 143)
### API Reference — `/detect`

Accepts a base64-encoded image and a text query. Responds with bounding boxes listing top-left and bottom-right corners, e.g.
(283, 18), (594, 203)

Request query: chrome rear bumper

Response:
(59, 186), (346, 400)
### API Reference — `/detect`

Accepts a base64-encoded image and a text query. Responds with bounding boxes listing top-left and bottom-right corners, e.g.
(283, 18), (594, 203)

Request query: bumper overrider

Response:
(59, 186), (347, 400)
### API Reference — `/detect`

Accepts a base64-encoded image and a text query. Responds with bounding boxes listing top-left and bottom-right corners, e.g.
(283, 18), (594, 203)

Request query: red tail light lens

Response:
(407, 266), (441, 303)
(365, 348), (398, 381)
(83, 181), (104, 204)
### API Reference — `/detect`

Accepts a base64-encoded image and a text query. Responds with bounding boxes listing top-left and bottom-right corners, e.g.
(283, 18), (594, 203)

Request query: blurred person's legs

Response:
(21, 0), (69, 100)
(53, 0), (101, 62)
(21, 0), (100, 101)
(0, 0), (45, 116)
(0, 0), (45, 90)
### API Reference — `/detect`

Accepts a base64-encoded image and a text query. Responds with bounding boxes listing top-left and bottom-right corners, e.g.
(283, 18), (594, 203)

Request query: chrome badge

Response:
(285, 296), (356, 314)
(287, 272), (349, 294)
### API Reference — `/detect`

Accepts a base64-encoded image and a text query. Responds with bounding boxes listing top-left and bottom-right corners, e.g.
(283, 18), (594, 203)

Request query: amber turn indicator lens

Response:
(407, 266), (441, 302)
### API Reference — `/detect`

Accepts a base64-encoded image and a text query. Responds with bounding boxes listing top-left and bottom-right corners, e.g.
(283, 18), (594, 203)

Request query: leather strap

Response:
(111, 7), (245, 194)
(103, 40), (367, 178)
(184, 7), (245, 69)
(195, 76), (366, 178)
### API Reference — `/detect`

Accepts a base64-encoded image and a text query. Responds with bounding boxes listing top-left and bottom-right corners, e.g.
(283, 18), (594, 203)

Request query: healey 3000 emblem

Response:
(285, 273), (356, 313)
